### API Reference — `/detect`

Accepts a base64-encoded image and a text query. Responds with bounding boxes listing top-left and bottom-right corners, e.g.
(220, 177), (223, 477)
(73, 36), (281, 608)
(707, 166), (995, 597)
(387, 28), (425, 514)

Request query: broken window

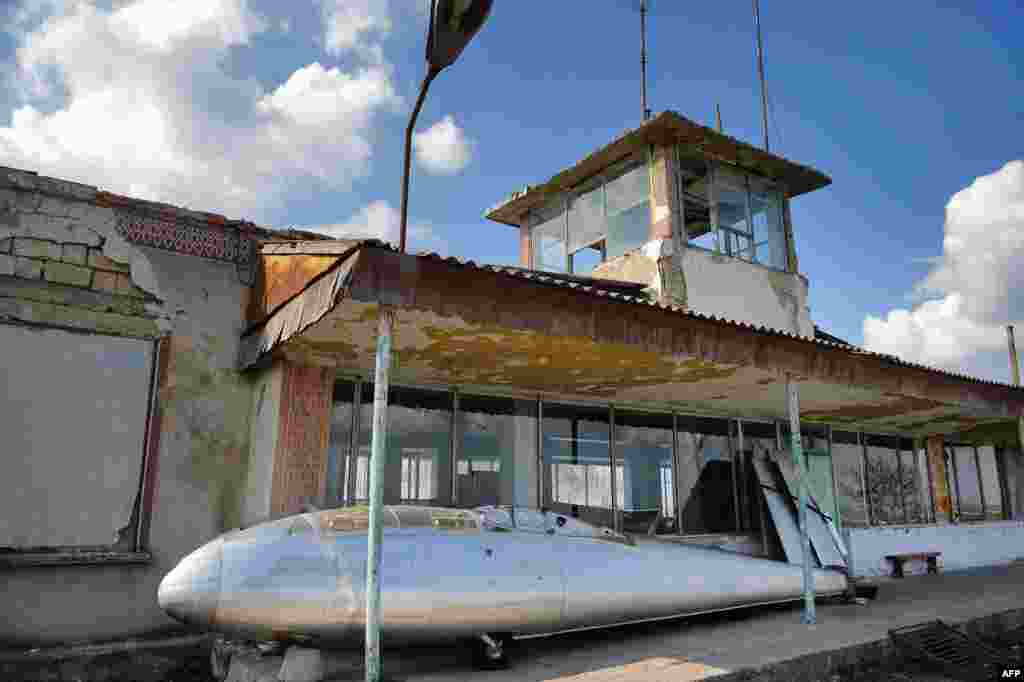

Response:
(677, 153), (716, 251)
(677, 150), (790, 272)
(901, 447), (927, 523)
(714, 168), (754, 260)
(676, 416), (737, 534)
(614, 410), (676, 535)
(863, 435), (905, 525)
(0, 324), (156, 555)
(736, 420), (777, 534)
(542, 402), (613, 528)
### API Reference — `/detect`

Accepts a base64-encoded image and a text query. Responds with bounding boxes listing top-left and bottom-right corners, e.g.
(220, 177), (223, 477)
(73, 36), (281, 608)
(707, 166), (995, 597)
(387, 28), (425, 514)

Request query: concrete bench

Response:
(885, 551), (941, 578)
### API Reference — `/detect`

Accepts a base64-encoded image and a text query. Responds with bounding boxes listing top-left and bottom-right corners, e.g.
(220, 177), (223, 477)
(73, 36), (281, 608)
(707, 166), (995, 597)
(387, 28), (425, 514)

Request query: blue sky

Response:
(1, 1), (1022, 382)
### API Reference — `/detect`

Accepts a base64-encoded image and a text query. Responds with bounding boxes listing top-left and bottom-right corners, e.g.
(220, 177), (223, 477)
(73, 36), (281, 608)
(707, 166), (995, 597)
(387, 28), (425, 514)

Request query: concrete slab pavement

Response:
(329, 563), (1024, 681)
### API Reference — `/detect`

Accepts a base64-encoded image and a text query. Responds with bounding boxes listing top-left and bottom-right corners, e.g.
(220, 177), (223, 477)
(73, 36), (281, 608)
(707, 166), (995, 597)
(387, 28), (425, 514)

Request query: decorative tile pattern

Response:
(114, 209), (254, 265)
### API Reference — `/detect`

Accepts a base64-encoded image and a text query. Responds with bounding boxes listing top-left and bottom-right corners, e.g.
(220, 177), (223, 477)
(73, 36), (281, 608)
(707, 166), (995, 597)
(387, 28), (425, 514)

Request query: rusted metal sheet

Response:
(239, 250), (361, 369)
(239, 243), (1024, 436)
(927, 435), (953, 520)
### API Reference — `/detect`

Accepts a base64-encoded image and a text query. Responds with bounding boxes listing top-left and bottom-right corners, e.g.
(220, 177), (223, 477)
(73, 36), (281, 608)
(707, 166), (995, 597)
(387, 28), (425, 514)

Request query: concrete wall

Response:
(242, 362), (283, 528)
(0, 168), (257, 646)
(591, 239), (814, 337)
(846, 521), (1024, 578)
(680, 246), (813, 337)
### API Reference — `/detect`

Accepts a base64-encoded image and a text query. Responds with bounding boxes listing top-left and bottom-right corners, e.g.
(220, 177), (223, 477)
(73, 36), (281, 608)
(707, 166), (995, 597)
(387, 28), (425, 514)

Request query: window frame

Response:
(1, 326), (165, 569)
(326, 381), (1013, 536)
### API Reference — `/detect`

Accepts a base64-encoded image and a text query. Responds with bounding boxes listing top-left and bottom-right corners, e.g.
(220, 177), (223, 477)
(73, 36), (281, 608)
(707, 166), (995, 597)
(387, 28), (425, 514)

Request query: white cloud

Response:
(318, 0), (427, 60)
(304, 200), (445, 253)
(413, 114), (474, 175)
(320, 0), (391, 58)
(863, 161), (1024, 380)
(0, 0), (402, 219)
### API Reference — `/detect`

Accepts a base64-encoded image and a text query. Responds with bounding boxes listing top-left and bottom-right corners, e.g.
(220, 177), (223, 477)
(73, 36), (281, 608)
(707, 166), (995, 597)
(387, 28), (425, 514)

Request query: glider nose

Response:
(158, 536), (223, 628)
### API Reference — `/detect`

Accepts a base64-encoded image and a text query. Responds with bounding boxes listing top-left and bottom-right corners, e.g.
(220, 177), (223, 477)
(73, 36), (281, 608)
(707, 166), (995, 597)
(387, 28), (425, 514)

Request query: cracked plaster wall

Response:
(0, 169), (257, 646)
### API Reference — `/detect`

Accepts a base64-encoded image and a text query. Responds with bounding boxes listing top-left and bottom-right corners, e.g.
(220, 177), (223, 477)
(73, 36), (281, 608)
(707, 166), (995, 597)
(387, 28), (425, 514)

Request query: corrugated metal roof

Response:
(248, 239), (1022, 391)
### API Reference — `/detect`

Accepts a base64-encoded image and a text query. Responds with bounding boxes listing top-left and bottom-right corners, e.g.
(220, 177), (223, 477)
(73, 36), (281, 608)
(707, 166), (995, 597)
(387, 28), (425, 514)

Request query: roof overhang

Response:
(485, 110), (833, 227)
(240, 242), (1024, 438)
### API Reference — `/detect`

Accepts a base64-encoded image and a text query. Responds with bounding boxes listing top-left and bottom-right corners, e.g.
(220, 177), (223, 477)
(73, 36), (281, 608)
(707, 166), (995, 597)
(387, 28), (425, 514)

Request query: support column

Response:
(786, 376), (815, 625)
(365, 308), (394, 682)
(926, 435), (953, 523)
(268, 360), (332, 518)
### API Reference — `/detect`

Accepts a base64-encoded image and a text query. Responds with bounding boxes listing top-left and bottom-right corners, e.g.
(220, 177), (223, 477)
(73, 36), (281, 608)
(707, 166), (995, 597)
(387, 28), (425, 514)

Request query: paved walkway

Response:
(340, 564), (1024, 682)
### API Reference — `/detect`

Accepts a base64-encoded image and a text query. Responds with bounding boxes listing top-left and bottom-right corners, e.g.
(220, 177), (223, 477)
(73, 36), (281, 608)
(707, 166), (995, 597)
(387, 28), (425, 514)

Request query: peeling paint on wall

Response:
(162, 333), (254, 531)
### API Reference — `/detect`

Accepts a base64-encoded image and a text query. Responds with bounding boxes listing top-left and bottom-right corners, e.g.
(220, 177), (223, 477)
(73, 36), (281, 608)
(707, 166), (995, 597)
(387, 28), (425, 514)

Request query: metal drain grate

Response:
(889, 620), (1017, 681)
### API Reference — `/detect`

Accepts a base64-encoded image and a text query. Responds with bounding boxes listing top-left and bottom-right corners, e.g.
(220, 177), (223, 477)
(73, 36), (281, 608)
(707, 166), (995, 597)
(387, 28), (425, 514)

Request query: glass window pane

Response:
(740, 423), (778, 533)
(749, 178), (788, 270)
(953, 446), (984, 521)
(531, 199), (566, 273)
(329, 381), (355, 507)
(832, 435), (868, 527)
(977, 446), (1004, 520)
(714, 168), (751, 260)
(570, 244), (603, 276)
(615, 411), (675, 535)
(568, 182), (606, 254)
(605, 162), (650, 260)
(678, 153), (715, 251)
(357, 385), (452, 506)
(455, 395), (536, 509)
(901, 450), (925, 523)
(916, 448), (935, 523)
(677, 417), (736, 534)
(865, 442), (903, 525)
(542, 402), (612, 527)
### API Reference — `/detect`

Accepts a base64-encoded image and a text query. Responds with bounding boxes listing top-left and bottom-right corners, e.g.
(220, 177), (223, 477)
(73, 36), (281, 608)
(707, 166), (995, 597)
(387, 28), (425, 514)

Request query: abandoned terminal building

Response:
(3, 110), (1024, 646)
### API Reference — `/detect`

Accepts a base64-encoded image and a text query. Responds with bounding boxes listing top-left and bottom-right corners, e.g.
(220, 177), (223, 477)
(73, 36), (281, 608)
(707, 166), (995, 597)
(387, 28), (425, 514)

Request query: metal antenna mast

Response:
(641, 0), (650, 121)
(753, 0), (769, 151)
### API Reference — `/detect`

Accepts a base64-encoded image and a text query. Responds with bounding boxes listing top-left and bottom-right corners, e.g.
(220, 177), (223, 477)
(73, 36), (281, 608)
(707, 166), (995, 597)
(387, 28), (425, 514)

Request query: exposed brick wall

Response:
(269, 362), (332, 517)
(0, 236), (148, 299)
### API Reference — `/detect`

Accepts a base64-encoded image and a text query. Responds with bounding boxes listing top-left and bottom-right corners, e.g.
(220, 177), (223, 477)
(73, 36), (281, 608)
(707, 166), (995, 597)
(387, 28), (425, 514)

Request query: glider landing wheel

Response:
(473, 633), (510, 669)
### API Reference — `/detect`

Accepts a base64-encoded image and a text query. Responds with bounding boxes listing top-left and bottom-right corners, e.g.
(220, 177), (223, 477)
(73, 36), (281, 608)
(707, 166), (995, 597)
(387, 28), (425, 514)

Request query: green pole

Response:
(787, 375), (815, 624)
(365, 308), (394, 682)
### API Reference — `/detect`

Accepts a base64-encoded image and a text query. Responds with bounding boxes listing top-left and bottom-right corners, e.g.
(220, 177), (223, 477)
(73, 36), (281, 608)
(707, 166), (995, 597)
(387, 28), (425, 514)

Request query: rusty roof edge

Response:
(241, 241), (1024, 397)
(240, 241), (369, 340)
(407, 247), (1024, 395)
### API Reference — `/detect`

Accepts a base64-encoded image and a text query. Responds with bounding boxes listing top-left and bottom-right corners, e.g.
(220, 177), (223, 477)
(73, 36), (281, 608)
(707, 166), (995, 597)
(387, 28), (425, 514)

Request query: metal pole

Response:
(1008, 325), (1021, 386)
(730, 420), (742, 532)
(786, 375), (815, 624)
(609, 406), (619, 532)
(640, 0), (650, 121)
(450, 391), (460, 506)
(398, 69), (440, 254)
(367, 58), (439, 682)
(974, 446), (987, 520)
(365, 309), (394, 682)
(752, 0), (770, 152)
